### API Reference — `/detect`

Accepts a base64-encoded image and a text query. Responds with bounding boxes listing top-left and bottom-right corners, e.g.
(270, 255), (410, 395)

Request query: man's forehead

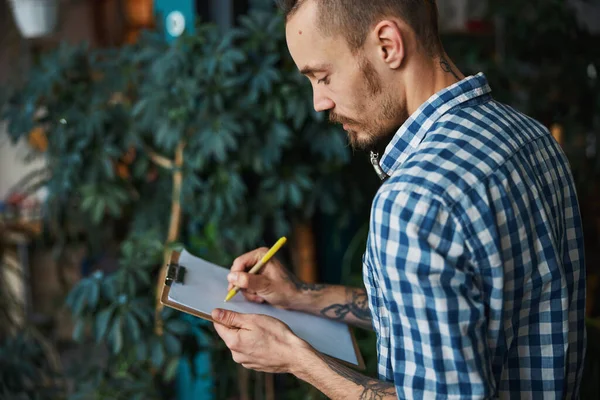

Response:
(285, 1), (345, 69)
(285, 0), (320, 42)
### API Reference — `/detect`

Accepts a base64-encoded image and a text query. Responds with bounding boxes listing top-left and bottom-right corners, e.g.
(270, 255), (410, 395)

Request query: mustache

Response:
(329, 111), (359, 126)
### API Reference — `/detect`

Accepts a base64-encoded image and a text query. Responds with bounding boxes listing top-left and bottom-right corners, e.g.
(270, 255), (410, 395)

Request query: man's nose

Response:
(313, 88), (334, 112)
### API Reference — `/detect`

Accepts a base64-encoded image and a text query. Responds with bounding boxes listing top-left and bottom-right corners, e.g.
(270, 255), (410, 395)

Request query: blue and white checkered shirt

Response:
(363, 73), (586, 399)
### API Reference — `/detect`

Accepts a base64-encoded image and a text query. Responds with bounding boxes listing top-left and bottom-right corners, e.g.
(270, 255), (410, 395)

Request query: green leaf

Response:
(92, 198), (105, 224)
(102, 157), (115, 179)
(80, 194), (96, 211)
(163, 333), (181, 355)
(167, 319), (188, 335)
(127, 277), (136, 296)
(136, 341), (148, 361)
(88, 281), (100, 309)
(73, 318), (86, 342)
(213, 93), (224, 112)
(206, 57), (217, 77)
(156, 121), (179, 150)
(132, 156), (149, 178)
(273, 121), (292, 143)
(226, 49), (246, 64)
(130, 300), (152, 325)
(274, 99), (284, 120)
(102, 278), (118, 301)
(65, 283), (84, 311)
(105, 196), (121, 217)
(71, 283), (89, 315)
(288, 183), (302, 207)
(151, 339), (165, 368)
(164, 358), (180, 381)
(113, 186), (129, 203)
(133, 267), (152, 287)
(125, 313), (141, 342)
(109, 316), (123, 353)
(95, 307), (114, 341)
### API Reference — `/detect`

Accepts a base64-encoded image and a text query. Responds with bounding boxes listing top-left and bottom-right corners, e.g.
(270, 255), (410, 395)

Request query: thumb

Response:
(212, 308), (246, 328)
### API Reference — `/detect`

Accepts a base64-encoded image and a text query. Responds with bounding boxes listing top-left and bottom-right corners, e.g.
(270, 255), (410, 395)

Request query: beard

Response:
(329, 56), (406, 151)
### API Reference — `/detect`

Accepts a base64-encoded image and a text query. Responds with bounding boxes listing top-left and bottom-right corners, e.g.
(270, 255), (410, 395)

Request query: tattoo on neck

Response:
(282, 268), (327, 292)
(317, 354), (396, 400)
(321, 289), (371, 322)
(440, 58), (460, 81)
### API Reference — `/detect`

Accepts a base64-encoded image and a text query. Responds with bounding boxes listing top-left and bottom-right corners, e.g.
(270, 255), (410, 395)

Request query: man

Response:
(211, 0), (587, 398)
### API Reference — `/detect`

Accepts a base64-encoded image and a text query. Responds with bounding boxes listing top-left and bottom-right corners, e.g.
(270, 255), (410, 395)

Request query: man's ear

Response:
(373, 20), (405, 69)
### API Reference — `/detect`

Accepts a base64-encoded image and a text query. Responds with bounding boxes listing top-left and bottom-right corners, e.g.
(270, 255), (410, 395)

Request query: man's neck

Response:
(405, 52), (465, 118)
(368, 53), (465, 162)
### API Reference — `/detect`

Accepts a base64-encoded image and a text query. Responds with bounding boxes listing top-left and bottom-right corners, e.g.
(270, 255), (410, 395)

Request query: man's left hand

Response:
(211, 308), (310, 374)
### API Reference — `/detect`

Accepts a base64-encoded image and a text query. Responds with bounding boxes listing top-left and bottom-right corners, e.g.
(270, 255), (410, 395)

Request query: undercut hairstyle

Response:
(277, 0), (442, 55)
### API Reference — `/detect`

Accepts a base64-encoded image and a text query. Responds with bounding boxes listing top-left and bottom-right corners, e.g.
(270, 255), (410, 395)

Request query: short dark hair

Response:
(277, 0), (442, 55)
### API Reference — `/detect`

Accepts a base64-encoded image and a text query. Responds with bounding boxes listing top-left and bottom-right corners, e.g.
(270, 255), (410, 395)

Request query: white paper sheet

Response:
(168, 250), (359, 366)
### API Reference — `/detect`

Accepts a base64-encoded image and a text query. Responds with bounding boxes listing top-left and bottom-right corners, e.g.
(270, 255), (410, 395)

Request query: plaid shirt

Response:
(363, 73), (586, 399)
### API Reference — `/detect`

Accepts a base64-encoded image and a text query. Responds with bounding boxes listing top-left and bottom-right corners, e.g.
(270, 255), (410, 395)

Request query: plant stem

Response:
(150, 141), (185, 335)
(145, 146), (174, 169)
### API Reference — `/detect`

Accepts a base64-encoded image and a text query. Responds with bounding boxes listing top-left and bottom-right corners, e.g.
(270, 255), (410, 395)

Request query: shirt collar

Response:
(379, 72), (492, 175)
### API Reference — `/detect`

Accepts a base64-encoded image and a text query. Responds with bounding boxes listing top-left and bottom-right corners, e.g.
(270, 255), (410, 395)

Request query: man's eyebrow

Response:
(299, 63), (332, 76)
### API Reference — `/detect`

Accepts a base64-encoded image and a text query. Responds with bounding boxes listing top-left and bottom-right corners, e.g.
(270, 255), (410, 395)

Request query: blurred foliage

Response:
(0, 330), (64, 400)
(444, 0), (600, 197)
(1, 220), (64, 400)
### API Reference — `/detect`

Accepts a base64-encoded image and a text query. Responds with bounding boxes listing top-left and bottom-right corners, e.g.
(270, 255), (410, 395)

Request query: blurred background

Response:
(0, 0), (598, 399)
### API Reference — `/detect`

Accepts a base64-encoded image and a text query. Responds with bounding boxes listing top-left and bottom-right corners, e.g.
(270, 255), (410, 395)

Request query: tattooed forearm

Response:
(440, 58), (460, 81)
(321, 288), (371, 325)
(282, 271), (372, 330)
(283, 267), (327, 291)
(317, 354), (396, 400)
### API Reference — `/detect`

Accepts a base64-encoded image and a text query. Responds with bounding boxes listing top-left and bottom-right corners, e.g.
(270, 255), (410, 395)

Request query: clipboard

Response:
(160, 250), (366, 370)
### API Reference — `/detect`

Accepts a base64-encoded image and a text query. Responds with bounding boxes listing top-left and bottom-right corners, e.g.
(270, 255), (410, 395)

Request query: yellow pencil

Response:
(224, 237), (287, 302)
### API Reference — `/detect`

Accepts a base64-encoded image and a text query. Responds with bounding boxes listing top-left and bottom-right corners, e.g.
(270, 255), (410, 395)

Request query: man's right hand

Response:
(228, 247), (373, 331)
(227, 247), (305, 309)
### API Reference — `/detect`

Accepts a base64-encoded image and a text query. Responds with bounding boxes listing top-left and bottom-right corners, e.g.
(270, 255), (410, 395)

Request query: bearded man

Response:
(211, 1), (587, 398)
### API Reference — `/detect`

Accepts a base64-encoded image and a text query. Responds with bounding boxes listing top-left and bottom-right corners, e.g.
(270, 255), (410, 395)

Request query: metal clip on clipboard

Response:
(165, 262), (186, 286)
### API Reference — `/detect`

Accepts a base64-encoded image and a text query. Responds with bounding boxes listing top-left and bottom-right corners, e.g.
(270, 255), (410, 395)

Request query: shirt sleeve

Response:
(371, 188), (495, 399)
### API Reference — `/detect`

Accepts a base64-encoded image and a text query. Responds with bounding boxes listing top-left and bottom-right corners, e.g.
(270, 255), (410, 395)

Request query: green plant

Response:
(0, 329), (65, 400)
(0, 229), (65, 400)
(129, 12), (363, 244)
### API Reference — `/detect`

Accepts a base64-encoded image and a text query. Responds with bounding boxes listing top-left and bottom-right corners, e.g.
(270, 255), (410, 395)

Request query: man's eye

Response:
(317, 77), (330, 85)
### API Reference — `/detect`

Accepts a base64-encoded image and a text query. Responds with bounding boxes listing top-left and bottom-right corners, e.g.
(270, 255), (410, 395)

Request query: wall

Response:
(0, 124), (46, 200)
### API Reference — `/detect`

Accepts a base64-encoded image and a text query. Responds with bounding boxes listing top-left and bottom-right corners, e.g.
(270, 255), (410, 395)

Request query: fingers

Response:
(212, 308), (246, 329)
(241, 363), (267, 372)
(244, 293), (266, 303)
(231, 355), (264, 372)
(231, 351), (248, 365)
(231, 247), (269, 273)
(234, 288), (266, 304)
(213, 319), (232, 340)
(228, 271), (268, 293)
